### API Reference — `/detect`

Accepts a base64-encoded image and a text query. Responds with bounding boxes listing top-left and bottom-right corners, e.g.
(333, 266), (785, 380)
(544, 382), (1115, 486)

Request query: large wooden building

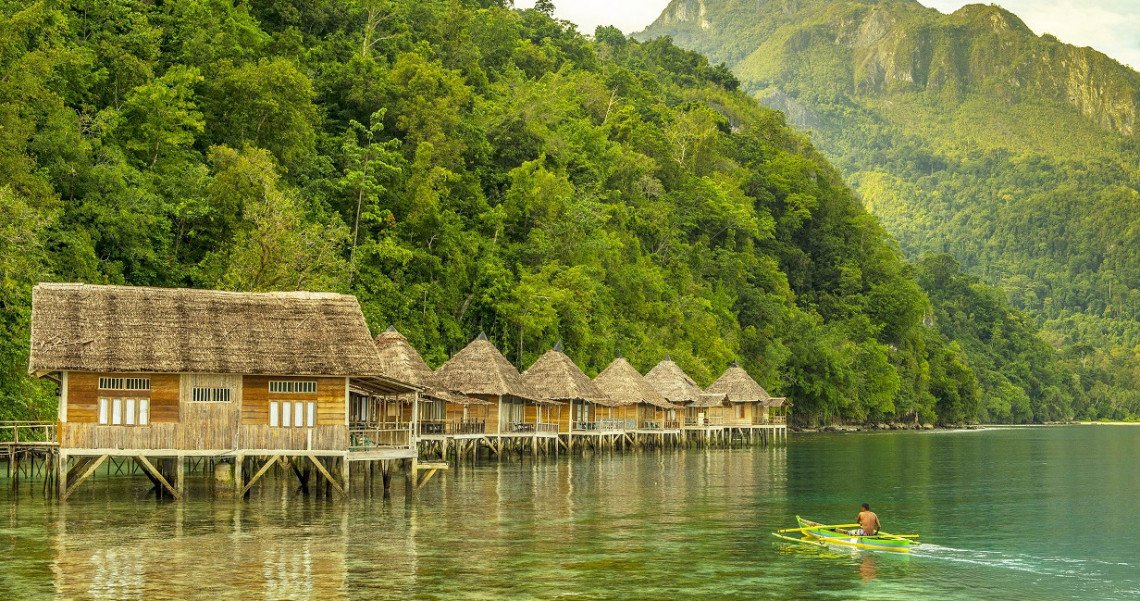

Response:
(28, 283), (419, 499)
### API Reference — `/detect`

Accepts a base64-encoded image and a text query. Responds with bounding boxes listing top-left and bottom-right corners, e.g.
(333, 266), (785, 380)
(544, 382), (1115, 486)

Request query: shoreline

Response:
(791, 421), (1112, 433)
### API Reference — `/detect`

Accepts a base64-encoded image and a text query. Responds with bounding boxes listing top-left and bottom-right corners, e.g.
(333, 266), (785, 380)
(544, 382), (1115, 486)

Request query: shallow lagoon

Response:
(2, 426), (1137, 600)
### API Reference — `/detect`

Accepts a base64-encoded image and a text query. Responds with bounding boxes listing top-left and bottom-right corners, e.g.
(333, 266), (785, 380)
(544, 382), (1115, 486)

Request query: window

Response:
(98, 377), (150, 391)
(99, 397), (149, 426)
(270, 401), (316, 428)
(737, 404), (745, 419)
(269, 380), (317, 394)
(191, 387), (232, 403)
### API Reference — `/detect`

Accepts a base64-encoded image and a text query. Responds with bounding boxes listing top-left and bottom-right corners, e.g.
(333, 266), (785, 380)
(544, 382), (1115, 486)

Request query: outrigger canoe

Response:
(772, 516), (919, 553)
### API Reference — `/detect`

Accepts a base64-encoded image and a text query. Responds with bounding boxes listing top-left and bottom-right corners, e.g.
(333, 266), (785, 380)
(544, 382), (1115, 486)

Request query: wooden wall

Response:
(723, 403), (754, 426)
(241, 376), (346, 427)
(65, 372), (180, 424)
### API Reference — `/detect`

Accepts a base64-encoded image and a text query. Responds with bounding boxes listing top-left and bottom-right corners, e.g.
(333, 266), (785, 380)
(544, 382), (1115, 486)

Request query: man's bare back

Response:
(857, 509), (880, 535)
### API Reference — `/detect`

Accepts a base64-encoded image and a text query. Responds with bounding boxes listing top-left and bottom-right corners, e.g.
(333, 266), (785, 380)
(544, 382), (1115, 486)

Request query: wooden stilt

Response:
(307, 455), (345, 495)
(62, 455), (107, 501)
(136, 456), (182, 500)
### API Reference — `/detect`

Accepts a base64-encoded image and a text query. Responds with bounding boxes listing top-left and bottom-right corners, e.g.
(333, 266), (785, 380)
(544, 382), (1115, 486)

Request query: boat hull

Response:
(793, 516), (915, 552)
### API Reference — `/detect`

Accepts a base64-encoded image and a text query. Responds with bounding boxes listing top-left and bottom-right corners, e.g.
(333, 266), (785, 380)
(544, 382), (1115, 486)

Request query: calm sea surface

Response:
(1, 426), (1137, 600)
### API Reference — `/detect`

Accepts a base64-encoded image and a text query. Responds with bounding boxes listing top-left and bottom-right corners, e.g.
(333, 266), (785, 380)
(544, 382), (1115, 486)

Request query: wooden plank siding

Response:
(65, 372), (180, 423)
(242, 376), (347, 426)
(59, 372), (351, 452)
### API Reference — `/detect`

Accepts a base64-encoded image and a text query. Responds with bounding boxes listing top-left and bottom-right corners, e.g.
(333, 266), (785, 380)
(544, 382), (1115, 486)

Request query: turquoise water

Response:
(1, 426), (1137, 599)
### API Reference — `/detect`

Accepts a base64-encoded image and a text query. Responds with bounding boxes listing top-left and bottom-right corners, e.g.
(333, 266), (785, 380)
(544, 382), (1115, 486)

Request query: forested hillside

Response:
(0, 0), (1086, 424)
(642, 0), (1140, 418)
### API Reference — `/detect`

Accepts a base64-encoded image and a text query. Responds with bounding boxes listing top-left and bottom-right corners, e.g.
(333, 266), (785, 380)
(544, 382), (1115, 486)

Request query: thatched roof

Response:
(691, 392), (730, 408)
(28, 283), (412, 387)
(522, 346), (616, 406)
(706, 364), (769, 403)
(375, 327), (489, 406)
(644, 357), (705, 404)
(435, 333), (544, 402)
(593, 358), (673, 409)
(766, 397), (789, 408)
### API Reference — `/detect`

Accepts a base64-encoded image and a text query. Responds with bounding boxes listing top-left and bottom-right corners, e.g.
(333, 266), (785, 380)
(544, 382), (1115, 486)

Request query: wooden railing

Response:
(418, 420), (486, 435)
(418, 420), (446, 435)
(684, 416), (724, 427)
(349, 425), (412, 449)
(0, 421), (57, 444)
(637, 420), (681, 430)
(535, 422), (559, 434)
(771, 415), (787, 425)
(449, 419), (485, 435)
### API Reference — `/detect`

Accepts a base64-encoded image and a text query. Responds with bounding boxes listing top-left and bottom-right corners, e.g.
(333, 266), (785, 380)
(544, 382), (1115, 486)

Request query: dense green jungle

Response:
(0, 0), (1121, 426)
(643, 0), (1140, 419)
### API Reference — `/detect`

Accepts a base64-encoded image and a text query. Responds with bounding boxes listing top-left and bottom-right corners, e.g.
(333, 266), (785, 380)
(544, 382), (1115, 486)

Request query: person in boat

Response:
(853, 503), (881, 536)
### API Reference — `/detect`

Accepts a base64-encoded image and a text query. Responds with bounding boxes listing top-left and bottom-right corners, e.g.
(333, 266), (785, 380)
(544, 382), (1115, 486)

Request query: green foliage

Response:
(643, 0), (1139, 419)
(0, 0), (1086, 424)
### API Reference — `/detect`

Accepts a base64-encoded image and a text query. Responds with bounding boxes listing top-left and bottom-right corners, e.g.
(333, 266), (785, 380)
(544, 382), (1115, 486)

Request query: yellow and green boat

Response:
(772, 516), (919, 553)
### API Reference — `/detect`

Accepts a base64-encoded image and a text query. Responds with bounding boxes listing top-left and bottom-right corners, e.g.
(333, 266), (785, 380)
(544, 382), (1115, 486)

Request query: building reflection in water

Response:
(52, 497), (349, 600)
(47, 447), (791, 599)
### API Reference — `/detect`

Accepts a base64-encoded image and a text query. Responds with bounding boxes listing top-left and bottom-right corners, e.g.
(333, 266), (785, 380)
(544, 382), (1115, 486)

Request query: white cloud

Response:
(513, 0), (672, 34)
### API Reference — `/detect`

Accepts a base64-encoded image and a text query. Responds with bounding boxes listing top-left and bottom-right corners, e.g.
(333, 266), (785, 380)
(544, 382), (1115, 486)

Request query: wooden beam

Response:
(240, 456), (279, 497)
(415, 468), (440, 490)
(307, 455), (345, 495)
(136, 455), (182, 500)
(62, 455), (108, 501)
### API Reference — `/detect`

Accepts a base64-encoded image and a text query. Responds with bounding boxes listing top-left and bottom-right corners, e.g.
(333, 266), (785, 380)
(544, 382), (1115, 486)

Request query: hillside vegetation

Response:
(642, 0), (1140, 418)
(0, 0), (1086, 424)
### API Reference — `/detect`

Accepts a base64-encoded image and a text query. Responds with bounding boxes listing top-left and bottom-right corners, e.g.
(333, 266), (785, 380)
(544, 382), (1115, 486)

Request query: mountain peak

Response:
(951, 3), (1033, 36)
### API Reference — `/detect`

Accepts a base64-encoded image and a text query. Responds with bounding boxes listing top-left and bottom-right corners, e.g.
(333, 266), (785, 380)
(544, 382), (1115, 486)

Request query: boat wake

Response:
(913, 543), (1137, 581)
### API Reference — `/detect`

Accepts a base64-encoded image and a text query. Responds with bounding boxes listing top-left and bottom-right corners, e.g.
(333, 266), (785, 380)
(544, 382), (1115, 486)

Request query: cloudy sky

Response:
(513, 0), (1139, 69)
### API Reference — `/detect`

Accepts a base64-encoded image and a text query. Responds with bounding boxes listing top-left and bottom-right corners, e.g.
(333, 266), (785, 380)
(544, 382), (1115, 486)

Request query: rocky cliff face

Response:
(643, 0), (1139, 137)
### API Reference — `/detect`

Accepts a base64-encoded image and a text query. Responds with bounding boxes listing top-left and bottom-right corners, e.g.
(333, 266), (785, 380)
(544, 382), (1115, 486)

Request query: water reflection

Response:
(4, 429), (1133, 600)
(50, 500), (350, 600)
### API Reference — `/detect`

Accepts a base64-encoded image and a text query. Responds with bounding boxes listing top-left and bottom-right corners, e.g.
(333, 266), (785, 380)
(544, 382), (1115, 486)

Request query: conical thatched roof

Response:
(375, 328), (489, 405)
(594, 358), (673, 409)
(706, 364), (769, 403)
(435, 333), (542, 402)
(28, 283), (406, 382)
(522, 347), (616, 406)
(691, 392), (730, 408)
(374, 327), (436, 388)
(644, 357), (704, 404)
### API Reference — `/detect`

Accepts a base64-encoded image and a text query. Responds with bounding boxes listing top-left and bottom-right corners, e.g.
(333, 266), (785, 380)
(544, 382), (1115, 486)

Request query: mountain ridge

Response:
(640, 0), (1140, 416)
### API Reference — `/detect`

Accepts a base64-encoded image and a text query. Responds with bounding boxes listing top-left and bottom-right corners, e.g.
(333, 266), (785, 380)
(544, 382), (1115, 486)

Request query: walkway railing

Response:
(684, 416), (724, 427)
(0, 421), (57, 444)
(449, 419), (485, 435)
(349, 424), (412, 449)
(573, 419), (634, 432)
(535, 422), (559, 434)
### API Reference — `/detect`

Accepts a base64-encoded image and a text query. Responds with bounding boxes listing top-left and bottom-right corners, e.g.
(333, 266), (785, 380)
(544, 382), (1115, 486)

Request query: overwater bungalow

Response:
(593, 357), (681, 447)
(373, 327), (491, 459)
(434, 333), (559, 456)
(521, 343), (624, 451)
(706, 362), (788, 444)
(645, 357), (728, 444)
(28, 283), (420, 499)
